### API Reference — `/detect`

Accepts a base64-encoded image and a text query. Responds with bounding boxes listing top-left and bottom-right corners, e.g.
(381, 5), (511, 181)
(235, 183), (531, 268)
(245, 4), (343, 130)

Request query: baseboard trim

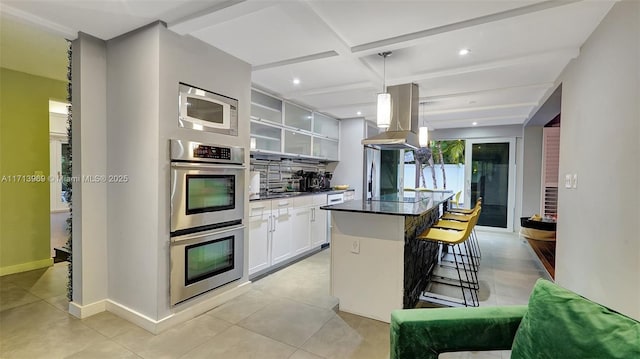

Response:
(0, 258), (54, 276)
(69, 299), (106, 318)
(105, 280), (252, 334)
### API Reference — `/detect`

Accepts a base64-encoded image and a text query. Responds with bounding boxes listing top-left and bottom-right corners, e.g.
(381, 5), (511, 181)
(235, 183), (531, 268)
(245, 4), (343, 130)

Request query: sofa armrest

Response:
(390, 306), (528, 359)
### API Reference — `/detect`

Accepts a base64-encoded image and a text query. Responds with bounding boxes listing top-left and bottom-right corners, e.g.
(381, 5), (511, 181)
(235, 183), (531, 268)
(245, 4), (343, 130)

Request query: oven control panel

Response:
(170, 139), (245, 165)
(193, 145), (231, 160)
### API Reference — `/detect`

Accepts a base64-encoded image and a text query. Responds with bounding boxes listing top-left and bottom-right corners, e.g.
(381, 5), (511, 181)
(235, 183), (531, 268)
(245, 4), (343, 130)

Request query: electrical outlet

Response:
(350, 239), (360, 254)
(565, 174), (572, 189)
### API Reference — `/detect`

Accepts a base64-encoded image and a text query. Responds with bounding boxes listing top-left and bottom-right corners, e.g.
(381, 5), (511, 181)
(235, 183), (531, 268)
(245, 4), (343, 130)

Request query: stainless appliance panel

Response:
(170, 139), (244, 165)
(170, 225), (244, 305)
(178, 83), (238, 136)
(170, 162), (245, 233)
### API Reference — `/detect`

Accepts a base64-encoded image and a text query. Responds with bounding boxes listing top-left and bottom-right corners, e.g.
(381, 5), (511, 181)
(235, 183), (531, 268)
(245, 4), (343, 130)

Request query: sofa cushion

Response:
(511, 279), (640, 358)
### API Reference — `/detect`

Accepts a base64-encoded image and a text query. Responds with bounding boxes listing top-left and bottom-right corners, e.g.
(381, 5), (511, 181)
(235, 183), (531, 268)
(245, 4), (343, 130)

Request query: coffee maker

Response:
(318, 172), (332, 190)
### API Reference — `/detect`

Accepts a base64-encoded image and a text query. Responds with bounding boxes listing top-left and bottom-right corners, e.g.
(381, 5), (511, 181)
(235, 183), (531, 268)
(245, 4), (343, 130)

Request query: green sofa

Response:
(390, 279), (640, 358)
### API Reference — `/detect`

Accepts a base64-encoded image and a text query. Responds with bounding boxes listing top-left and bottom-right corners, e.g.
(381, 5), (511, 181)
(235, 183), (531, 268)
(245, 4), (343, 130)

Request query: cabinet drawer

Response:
(293, 195), (313, 208)
(273, 198), (293, 215)
(249, 201), (270, 217)
(312, 194), (327, 206)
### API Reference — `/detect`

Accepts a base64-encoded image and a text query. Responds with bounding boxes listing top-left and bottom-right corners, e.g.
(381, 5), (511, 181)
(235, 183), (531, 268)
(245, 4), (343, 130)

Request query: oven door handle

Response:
(171, 224), (245, 244)
(171, 162), (246, 171)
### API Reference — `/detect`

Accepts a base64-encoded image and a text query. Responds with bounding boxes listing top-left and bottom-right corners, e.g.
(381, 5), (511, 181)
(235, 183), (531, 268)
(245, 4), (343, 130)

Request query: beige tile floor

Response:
(0, 230), (548, 359)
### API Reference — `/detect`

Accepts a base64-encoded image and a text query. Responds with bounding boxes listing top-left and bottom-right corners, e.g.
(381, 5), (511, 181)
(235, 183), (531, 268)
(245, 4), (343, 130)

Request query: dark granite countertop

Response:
(250, 189), (354, 201)
(320, 191), (453, 217)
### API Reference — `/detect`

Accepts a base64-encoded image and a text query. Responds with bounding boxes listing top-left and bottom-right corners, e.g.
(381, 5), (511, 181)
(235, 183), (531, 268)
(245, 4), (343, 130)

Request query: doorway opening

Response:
(465, 138), (516, 231)
(49, 100), (71, 263)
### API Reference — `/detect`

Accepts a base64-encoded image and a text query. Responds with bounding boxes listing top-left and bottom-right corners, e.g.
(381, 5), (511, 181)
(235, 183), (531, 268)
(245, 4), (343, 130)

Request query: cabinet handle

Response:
(311, 208), (315, 222)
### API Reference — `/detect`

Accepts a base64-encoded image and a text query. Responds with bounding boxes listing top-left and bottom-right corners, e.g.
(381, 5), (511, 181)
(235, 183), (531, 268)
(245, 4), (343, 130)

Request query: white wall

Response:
(157, 25), (251, 319)
(522, 126), (543, 217)
(332, 118), (366, 199)
(555, 0), (639, 320)
(71, 32), (108, 315)
(106, 23), (162, 320)
(103, 22), (252, 324)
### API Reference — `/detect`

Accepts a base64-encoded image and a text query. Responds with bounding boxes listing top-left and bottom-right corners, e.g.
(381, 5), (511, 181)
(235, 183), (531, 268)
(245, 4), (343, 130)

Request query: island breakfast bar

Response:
(320, 191), (454, 323)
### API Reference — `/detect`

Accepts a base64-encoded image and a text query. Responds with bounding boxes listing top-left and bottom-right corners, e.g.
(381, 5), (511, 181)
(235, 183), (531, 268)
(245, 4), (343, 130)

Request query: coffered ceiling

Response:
(1, 0), (616, 129)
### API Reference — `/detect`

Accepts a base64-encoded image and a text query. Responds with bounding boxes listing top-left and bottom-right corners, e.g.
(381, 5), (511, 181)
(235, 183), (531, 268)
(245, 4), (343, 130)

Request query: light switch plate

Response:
(572, 174), (578, 189)
(565, 174), (572, 188)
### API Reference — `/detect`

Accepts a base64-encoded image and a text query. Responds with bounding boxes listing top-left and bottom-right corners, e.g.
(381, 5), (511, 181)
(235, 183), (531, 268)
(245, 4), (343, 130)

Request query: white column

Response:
(69, 32), (108, 318)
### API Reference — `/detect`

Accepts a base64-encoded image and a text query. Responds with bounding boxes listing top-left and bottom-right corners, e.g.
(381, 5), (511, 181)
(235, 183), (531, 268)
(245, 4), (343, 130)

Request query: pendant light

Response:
(377, 51), (392, 129)
(419, 102), (429, 147)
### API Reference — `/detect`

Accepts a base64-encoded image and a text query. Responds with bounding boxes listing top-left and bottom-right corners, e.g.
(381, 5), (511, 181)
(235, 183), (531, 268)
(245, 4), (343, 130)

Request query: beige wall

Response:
(555, 0), (639, 320)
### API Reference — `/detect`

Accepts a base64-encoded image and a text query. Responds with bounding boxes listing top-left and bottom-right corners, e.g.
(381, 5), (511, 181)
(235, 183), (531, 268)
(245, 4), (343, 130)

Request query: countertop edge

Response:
(250, 189), (354, 202)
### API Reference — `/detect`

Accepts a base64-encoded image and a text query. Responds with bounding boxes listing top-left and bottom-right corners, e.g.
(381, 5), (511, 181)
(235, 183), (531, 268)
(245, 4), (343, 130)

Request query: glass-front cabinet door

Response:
(250, 121), (282, 153)
(284, 130), (312, 156)
(312, 137), (339, 161)
(284, 102), (312, 131)
(313, 113), (339, 139)
(251, 90), (282, 124)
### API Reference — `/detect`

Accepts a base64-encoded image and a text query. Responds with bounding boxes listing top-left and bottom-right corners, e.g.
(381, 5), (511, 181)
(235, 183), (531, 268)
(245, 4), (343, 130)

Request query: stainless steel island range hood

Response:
(362, 83), (420, 149)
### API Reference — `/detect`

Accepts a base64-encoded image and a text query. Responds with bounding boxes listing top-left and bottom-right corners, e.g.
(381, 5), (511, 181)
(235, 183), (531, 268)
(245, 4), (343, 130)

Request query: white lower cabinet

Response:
(292, 206), (312, 255)
(248, 194), (329, 277)
(248, 211), (270, 275)
(270, 199), (293, 265)
(310, 194), (328, 248)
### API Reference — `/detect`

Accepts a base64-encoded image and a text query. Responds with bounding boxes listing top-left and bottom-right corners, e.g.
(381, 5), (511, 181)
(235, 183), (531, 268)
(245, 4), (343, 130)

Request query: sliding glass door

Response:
(464, 138), (516, 231)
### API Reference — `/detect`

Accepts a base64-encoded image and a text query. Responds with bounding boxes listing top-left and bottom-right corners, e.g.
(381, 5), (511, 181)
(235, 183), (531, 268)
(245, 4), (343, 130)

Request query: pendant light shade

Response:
(419, 126), (429, 147)
(377, 51), (392, 129)
(377, 93), (391, 129)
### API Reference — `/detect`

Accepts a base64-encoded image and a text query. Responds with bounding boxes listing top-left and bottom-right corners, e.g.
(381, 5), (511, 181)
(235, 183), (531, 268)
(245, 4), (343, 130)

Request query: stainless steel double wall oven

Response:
(170, 139), (245, 305)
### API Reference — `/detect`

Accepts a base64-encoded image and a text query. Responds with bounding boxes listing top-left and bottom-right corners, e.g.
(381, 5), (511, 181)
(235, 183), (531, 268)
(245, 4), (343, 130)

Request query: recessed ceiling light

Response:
(357, 111), (362, 116)
(472, 121), (478, 126)
(292, 78), (301, 85)
(459, 48), (471, 56)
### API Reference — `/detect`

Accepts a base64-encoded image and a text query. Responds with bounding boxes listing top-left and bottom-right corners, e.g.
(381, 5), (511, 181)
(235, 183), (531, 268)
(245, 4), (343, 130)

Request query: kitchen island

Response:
(320, 191), (453, 323)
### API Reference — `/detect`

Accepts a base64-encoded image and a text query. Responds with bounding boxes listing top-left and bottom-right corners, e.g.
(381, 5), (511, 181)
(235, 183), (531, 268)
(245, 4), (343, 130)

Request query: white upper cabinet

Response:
(284, 130), (312, 156)
(284, 102), (312, 132)
(250, 89), (340, 160)
(250, 121), (282, 153)
(251, 90), (282, 124)
(313, 137), (339, 161)
(313, 113), (339, 140)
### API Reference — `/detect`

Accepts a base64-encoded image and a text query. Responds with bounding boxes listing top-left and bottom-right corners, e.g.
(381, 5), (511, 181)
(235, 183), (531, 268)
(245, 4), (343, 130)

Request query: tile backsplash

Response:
(250, 158), (328, 194)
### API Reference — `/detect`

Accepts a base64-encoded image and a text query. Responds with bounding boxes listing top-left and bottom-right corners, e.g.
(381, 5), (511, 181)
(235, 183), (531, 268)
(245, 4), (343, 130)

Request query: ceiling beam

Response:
(427, 115), (526, 129)
(424, 103), (538, 116)
(252, 51), (339, 71)
(389, 47), (579, 86)
(421, 82), (554, 103)
(280, 81), (375, 98)
(169, 0), (271, 35)
(351, 0), (583, 55)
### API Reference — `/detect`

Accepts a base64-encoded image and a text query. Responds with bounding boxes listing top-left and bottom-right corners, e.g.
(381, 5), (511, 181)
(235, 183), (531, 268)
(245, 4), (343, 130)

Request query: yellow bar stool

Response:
(448, 197), (482, 215)
(441, 200), (483, 260)
(432, 209), (482, 274)
(417, 211), (480, 307)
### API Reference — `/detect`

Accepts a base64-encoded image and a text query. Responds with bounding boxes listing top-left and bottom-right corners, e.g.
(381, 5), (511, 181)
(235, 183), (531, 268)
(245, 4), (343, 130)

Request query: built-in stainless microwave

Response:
(178, 83), (238, 136)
